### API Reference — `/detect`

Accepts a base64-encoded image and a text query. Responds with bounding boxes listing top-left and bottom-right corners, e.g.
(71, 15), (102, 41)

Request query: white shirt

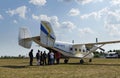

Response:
(50, 52), (54, 59)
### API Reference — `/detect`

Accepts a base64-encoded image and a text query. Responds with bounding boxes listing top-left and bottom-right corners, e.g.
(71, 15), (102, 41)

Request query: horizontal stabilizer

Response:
(18, 28), (32, 48)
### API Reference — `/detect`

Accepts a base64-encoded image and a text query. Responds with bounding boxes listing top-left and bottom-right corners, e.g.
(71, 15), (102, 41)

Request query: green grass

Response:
(0, 58), (120, 78)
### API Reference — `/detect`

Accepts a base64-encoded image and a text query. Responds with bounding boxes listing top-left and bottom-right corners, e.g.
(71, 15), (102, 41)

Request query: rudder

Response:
(40, 21), (56, 47)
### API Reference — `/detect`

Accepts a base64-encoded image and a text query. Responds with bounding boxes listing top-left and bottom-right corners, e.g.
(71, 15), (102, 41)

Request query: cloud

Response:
(58, 0), (103, 5)
(107, 11), (120, 23)
(13, 20), (18, 24)
(78, 27), (94, 35)
(32, 14), (76, 31)
(50, 16), (60, 28)
(80, 7), (109, 20)
(104, 22), (120, 36)
(110, 0), (120, 6)
(58, 0), (73, 2)
(6, 6), (27, 19)
(32, 14), (50, 21)
(79, 28), (93, 34)
(75, 0), (93, 5)
(29, 0), (46, 6)
(32, 14), (40, 20)
(0, 14), (4, 20)
(32, 14), (60, 27)
(68, 8), (80, 16)
(61, 21), (76, 31)
(80, 12), (98, 19)
(75, 0), (103, 5)
(80, 6), (120, 37)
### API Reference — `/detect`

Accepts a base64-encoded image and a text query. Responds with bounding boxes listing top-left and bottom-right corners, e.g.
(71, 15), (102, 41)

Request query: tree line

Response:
(1, 49), (120, 59)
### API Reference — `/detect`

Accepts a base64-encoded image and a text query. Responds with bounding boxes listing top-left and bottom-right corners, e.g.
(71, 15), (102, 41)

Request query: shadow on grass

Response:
(0, 65), (28, 69)
(1, 63), (120, 69)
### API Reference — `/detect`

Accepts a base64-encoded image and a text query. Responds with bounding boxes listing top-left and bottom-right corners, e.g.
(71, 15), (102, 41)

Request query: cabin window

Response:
(79, 49), (81, 52)
(75, 48), (77, 51)
(70, 48), (73, 51)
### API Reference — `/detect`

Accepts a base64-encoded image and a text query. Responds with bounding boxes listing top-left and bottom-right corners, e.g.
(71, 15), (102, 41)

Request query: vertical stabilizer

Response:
(40, 21), (56, 47)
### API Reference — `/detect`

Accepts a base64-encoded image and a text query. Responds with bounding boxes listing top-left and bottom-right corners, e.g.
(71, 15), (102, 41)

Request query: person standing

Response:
(50, 50), (54, 65)
(36, 50), (40, 65)
(47, 51), (50, 65)
(40, 51), (43, 65)
(29, 49), (33, 66)
(55, 52), (61, 64)
(43, 51), (47, 65)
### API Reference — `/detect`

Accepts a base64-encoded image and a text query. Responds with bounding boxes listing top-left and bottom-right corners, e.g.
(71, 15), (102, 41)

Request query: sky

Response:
(0, 0), (120, 57)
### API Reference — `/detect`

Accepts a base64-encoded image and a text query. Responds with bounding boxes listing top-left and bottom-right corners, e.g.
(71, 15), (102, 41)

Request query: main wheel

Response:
(80, 59), (84, 64)
(89, 59), (92, 62)
(64, 59), (68, 64)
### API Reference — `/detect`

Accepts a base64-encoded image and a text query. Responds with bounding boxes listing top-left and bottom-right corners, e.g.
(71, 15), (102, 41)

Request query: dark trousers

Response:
(48, 58), (50, 65)
(56, 58), (60, 64)
(50, 58), (54, 65)
(30, 58), (33, 66)
(43, 58), (46, 65)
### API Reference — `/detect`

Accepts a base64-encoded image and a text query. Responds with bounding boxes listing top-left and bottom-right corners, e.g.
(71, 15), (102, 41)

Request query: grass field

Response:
(0, 58), (120, 78)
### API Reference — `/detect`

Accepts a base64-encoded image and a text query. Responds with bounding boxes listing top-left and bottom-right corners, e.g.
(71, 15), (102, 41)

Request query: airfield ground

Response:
(0, 58), (120, 78)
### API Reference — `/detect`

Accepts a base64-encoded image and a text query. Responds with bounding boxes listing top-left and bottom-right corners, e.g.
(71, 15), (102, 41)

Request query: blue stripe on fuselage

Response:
(40, 24), (55, 40)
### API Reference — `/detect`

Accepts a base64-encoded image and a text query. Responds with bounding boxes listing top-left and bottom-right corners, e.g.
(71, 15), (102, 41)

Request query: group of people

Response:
(29, 49), (61, 66)
(36, 50), (47, 65)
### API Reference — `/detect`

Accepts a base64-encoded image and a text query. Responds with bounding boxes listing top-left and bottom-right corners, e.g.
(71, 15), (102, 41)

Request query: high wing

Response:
(74, 40), (120, 49)
(74, 40), (120, 58)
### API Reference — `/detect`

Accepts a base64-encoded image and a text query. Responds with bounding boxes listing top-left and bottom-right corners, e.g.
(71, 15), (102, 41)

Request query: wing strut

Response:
(83, 44), (104, 58)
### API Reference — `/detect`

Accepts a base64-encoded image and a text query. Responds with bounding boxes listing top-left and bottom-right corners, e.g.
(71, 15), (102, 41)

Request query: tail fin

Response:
(40, 21), (56, 47)
(18, 27), (32, 48)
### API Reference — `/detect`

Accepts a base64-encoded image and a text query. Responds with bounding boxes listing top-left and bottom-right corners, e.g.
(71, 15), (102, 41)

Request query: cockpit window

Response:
(83, 49), (85, 52)
(86, 48), (90, 51)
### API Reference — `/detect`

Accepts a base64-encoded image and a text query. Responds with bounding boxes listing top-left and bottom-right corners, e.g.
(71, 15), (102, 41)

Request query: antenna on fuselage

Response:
(96, 38), (105, 51)
(96, 38), (98, 43)
(72, 40), (74, 44)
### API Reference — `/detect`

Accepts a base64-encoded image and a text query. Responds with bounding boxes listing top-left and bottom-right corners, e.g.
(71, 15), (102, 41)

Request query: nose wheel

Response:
(64, 58), (69, 64)
(89, 59), (92, 62)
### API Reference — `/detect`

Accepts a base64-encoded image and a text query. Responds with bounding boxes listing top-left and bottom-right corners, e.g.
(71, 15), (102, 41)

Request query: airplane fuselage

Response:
(52, 41), (94, 58)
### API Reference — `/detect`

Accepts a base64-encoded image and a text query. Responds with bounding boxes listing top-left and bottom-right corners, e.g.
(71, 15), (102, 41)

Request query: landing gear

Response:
(80, 59), (84, 64)
(89, 59), (92, 62)
(64, 58), (69, 64)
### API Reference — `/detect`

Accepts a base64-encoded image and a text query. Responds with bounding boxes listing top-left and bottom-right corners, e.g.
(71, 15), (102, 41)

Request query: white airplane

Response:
(19, 21), (120, 64)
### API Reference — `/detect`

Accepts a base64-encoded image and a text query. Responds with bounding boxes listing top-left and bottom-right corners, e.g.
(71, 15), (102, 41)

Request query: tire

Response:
(64, 59), (68, 64)
(80, 59), (84, 64)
